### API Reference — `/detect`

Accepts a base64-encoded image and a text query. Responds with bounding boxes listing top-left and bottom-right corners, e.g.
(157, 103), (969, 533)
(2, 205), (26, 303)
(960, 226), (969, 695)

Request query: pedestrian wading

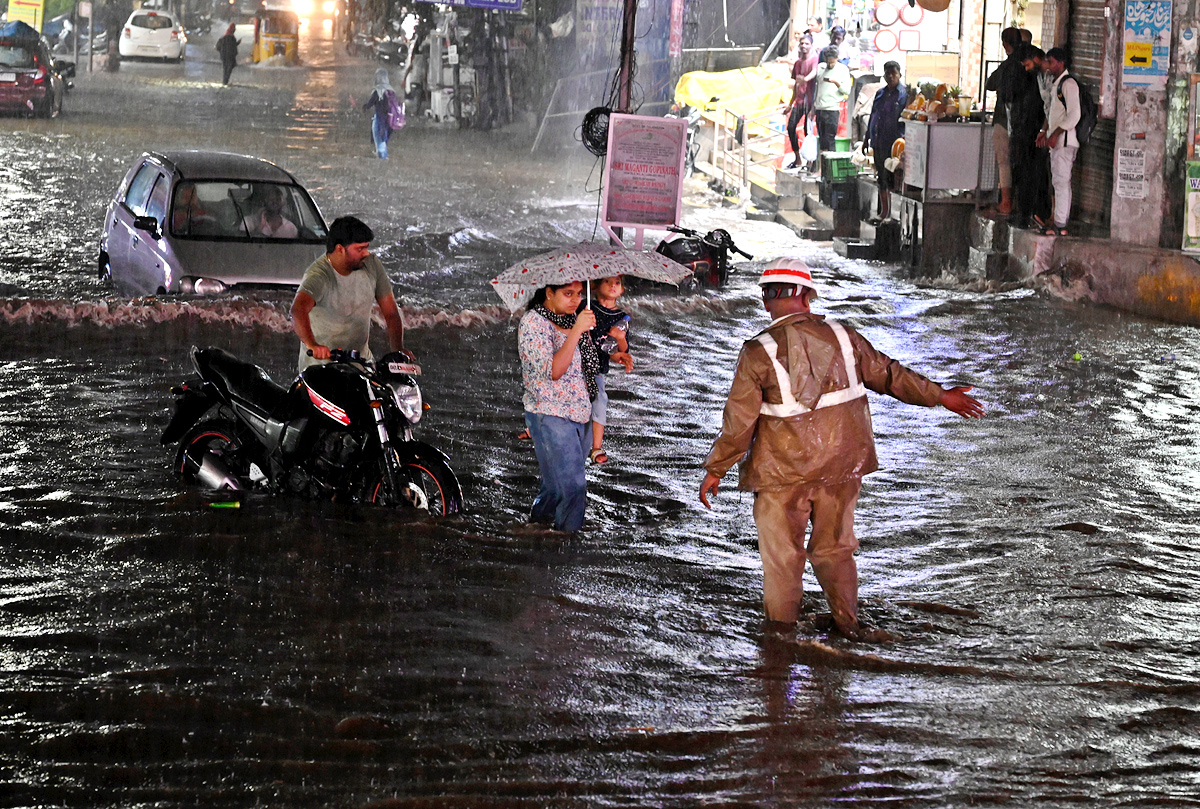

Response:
(699, 259), (985, 641)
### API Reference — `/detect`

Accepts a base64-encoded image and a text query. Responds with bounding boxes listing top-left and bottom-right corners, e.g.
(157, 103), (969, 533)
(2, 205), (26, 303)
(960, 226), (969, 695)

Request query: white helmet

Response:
(758, 258), (818, 297)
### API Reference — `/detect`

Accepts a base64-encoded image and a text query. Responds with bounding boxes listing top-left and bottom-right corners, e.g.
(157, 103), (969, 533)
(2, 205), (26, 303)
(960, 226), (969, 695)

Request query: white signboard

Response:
(602, 113), (688, 248)
(1116, 147), (1147, 199)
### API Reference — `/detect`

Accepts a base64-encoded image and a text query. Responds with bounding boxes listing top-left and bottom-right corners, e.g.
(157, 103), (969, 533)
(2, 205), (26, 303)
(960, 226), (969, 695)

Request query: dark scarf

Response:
(535, 305), (600, 401)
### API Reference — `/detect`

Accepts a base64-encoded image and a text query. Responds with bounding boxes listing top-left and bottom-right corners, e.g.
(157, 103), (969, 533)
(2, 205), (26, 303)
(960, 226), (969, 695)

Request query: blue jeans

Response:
(524, 411), (591, 533)
(372, 113), (390, 159)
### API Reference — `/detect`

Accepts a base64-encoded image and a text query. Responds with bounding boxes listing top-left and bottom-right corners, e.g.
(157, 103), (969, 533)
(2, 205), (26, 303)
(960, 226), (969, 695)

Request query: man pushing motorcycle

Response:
(699, 259), (984, 641)
(291, 216), (412, 372)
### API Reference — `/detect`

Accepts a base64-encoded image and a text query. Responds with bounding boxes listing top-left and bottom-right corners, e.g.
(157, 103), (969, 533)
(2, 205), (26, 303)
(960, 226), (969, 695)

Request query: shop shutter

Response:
(1067, 0), (1112, 230)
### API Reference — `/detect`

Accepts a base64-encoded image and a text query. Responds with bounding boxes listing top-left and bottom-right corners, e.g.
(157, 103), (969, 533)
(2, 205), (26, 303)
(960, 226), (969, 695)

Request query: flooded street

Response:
(3, 24), (1200, 808)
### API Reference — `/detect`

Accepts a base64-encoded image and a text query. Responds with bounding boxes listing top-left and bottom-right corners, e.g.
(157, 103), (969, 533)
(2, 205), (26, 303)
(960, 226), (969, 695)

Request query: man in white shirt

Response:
(813, 46), (851, 158)
(1036, 47), (1081, 235)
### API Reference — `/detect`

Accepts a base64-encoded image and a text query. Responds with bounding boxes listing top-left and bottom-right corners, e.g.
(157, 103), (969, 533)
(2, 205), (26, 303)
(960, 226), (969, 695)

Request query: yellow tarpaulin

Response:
(674, 64), (791, 117)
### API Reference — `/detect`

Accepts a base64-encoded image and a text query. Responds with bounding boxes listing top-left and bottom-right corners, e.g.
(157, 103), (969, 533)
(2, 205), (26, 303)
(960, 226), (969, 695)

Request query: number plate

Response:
(0, 73), (17, 83)
(387, 362), (421, 376)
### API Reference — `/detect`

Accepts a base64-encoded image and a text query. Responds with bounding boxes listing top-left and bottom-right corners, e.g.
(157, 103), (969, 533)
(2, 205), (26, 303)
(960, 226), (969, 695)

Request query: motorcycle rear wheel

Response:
(174, 419), (250, 484)
(368, 456), (463, 517)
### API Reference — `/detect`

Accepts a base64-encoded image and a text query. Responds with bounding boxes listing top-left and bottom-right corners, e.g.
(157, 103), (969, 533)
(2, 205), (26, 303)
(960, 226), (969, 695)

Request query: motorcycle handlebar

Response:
(306, 348), (365, 363)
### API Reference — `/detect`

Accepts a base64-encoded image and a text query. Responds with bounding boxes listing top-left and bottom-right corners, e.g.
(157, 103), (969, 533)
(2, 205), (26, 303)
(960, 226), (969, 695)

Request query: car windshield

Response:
(131, 13), (175, 29)
(171, 181), (327, 243)
(0, 44), (35, 68)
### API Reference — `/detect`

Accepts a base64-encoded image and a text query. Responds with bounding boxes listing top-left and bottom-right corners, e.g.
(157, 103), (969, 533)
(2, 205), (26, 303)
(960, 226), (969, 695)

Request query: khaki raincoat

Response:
(704, 312), (945, 491)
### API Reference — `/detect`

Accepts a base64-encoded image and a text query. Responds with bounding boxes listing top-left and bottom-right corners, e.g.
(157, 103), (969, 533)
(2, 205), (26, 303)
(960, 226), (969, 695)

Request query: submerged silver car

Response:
(100, 150), (328, 296)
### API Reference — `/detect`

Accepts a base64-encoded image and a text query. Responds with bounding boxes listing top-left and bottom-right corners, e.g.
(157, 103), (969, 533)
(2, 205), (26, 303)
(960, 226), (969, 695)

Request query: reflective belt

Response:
(757, 321), (867, 417)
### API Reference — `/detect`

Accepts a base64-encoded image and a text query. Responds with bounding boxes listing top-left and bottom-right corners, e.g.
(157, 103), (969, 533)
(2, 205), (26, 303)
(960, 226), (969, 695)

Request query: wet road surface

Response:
(2, 24), (1200, 809)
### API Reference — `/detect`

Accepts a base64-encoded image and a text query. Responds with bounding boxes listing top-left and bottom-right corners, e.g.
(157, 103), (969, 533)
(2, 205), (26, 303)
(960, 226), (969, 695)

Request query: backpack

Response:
(386, 91), (406, 131)
(1057, 75), (1097, 145)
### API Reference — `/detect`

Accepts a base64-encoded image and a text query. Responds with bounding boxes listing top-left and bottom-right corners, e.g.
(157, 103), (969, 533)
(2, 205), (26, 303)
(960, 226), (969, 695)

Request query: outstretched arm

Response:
(939, 385), (984, 418)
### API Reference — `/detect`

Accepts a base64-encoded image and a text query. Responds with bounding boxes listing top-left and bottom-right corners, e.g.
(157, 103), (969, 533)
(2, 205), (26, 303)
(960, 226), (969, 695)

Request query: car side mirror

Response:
(134, 215), (161, 238)
(54, 60), (76, 77)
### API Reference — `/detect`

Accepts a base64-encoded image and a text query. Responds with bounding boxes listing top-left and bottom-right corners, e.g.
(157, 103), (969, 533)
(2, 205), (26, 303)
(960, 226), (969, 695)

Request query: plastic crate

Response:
(821, 151), (858, 181)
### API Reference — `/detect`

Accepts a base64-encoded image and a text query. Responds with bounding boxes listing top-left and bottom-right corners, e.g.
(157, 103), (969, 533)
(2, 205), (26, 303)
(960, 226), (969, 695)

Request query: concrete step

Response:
(967, 246), (1002, 281)
(859, 219), (901, 261)
(776, 209), (833, 241)
(803, 194), (860, 238)
(746, 205), (776, 221)
(749, 182), (778, 211)
(775, 171), (818, 198)
(833, 237), (878, 260)
(1009, 227), (1057, 279)
(776, 194), (806, 211)
(971, 211), (1011, 252)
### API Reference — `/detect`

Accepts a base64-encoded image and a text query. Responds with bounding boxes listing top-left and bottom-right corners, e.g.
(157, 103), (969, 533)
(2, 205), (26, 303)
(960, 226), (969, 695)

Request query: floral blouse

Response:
(519, 310), (591, 424)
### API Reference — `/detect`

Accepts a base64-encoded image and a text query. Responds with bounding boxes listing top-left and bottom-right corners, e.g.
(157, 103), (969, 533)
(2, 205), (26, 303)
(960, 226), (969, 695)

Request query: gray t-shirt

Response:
(296, 253), (393, 372)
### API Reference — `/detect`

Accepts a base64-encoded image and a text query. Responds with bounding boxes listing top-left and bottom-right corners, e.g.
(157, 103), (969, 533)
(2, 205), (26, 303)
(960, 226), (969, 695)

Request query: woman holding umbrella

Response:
(518, 281), (599, 535)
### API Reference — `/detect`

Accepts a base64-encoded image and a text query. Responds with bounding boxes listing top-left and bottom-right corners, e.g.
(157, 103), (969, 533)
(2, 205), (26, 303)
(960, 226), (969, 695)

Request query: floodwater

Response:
(2, 25), (1200, 809)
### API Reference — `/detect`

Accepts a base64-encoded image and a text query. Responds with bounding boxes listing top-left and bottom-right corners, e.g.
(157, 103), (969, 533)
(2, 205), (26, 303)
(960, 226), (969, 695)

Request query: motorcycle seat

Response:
(194, 347), (289, 417)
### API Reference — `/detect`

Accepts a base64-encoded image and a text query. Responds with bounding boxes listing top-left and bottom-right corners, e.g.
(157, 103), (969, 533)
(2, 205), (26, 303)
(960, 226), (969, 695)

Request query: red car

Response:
(0, 21), (72, 118)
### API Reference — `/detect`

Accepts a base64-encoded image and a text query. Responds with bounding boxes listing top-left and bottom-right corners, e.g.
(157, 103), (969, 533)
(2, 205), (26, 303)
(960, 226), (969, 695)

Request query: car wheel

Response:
(98, 250), (112, 283)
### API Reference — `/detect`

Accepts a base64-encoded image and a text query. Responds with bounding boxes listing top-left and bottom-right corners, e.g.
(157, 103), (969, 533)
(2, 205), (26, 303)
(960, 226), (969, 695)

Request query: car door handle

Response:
(131, 235), (139, 248)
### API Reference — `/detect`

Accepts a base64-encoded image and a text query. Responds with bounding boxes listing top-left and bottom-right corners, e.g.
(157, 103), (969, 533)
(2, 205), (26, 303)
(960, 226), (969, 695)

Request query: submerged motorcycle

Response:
(162, 347), (464, 516)
(655, 225), (753, 288)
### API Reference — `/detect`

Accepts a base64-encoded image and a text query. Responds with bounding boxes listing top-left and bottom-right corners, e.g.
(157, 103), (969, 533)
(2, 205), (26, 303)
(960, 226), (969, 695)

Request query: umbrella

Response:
(490, 242), (693, 313)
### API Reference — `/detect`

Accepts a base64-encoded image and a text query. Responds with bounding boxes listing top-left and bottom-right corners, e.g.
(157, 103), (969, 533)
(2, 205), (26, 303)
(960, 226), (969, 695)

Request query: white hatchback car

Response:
(118, 10), (186, 61)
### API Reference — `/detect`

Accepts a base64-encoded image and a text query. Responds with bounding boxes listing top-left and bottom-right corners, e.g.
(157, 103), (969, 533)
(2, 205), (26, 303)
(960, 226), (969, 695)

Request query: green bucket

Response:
(834, 136), (852, 152)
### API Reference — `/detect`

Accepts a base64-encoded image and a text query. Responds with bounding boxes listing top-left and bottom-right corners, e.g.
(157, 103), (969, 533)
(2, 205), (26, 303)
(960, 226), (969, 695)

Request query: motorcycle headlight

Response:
(389, 381), (423, 424)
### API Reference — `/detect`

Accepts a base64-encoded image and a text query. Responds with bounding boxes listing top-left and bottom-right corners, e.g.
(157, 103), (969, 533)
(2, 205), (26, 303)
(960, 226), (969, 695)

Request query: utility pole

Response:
(615, 0), (636, 112)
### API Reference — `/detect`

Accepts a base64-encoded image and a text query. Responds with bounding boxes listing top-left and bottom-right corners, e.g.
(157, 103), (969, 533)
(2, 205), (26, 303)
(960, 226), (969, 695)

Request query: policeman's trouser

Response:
(753, 477), (861, 629)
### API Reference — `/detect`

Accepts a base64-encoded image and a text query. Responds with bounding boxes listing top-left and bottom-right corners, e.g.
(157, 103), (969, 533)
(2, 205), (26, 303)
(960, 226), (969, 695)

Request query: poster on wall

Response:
(1116, 148), (1147, 199)
(602, 114), (688, 248)
(1183, 162), (1200, 252)
(1122, 0), (1171, 88)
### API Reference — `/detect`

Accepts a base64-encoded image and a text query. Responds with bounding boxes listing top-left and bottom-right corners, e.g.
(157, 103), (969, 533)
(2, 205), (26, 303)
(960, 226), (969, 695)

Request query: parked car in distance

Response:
(118, 10), (186, 61)
(100, 150), (329, 296)
(0, 20), (72, 118)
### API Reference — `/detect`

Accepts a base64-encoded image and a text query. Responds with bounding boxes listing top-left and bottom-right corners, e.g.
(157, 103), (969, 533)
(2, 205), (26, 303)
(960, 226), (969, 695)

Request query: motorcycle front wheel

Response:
(173, 419), (251, 486)
(368, 455), (463, 517)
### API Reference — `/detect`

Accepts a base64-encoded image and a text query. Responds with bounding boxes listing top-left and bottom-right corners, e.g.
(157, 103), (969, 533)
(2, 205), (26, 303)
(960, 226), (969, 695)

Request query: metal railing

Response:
(704, 93), (788, 193)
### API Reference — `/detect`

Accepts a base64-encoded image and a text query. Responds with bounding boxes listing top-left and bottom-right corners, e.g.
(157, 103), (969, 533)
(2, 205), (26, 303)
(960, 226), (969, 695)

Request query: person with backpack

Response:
(362, 68), (404, 159)
(1037, 47), (1081, 235)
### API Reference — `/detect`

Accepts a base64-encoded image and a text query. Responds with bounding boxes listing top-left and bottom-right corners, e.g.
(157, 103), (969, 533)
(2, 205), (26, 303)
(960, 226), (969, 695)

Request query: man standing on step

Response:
(1038, 47), (1081, 236)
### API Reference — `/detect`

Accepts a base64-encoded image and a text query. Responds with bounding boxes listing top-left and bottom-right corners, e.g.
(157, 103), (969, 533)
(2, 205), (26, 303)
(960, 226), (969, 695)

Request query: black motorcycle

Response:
(655, 226), (753, 288)
(162, 346), (464, 516)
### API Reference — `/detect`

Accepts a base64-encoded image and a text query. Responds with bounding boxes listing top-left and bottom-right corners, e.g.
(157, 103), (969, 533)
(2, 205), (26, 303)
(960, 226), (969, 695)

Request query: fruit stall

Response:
(893, 82), (998, 274)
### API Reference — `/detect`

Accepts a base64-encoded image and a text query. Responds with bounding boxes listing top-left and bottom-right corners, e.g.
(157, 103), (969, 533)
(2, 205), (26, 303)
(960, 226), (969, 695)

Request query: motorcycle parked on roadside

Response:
(655, 225), (753, 288)
(162, 346), (464, 516)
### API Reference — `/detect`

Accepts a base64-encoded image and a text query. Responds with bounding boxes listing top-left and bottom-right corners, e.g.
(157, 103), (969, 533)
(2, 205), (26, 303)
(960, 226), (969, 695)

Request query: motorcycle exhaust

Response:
(193, 452), (245, 491)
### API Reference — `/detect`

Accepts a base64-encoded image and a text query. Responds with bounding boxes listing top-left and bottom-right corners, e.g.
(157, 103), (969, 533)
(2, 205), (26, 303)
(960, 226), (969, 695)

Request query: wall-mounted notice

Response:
(602, 114), (687, 248)
(1116, 147), (1147, 199)
(1122, 0), (1171, 88)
